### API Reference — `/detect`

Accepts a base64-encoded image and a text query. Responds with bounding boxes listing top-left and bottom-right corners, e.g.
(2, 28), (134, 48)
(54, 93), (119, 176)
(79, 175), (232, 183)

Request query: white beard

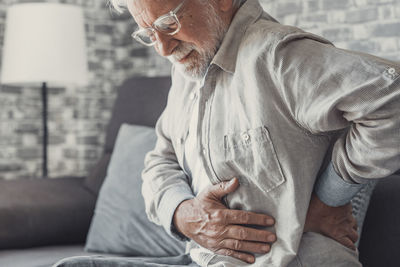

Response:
(166, 4), (228, 81)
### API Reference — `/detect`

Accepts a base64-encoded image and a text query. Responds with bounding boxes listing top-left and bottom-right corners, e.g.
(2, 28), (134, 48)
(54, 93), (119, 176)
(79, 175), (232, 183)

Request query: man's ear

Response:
(217, 0), (233, 12)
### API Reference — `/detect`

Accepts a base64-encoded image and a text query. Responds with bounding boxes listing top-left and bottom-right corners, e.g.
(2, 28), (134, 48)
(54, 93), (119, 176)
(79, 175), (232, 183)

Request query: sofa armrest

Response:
(359, 174), (400, 267)
(0, 177), (96, 249)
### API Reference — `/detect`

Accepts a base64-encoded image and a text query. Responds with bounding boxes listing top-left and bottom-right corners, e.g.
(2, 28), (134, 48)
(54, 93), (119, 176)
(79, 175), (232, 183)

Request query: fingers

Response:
(225, 225), (277, 243)
(338, 236), (356, 251)
(348, 216), (359, 243)
(207, 178), (240, 200)
(348, 228), (359, 244)
(220, 239), (271, 254)
(224, 209), (275, 226)
(215, 248), (255, 264)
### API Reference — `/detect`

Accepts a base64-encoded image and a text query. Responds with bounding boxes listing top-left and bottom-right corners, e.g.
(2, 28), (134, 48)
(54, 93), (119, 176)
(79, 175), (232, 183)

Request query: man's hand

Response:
(173, 178), (276, 264)
(304, 193), (358, 250)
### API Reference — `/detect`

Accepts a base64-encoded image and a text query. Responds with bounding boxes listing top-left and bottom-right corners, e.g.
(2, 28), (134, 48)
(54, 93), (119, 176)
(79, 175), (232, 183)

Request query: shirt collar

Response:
(211, 0), (266, 73)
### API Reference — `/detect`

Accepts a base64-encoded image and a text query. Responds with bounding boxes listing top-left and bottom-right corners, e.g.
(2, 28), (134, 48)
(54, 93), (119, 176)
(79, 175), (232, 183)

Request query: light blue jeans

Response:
(53, 254), (199, 267)
(54, 233), (361, 267)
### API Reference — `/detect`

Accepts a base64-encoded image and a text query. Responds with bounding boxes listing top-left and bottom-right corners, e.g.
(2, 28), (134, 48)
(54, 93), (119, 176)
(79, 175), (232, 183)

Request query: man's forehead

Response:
(129, 0), (183, 19)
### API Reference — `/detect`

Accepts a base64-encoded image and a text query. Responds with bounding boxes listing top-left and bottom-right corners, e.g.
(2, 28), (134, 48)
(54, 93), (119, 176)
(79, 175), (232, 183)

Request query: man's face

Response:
(128, 0), (229, 80)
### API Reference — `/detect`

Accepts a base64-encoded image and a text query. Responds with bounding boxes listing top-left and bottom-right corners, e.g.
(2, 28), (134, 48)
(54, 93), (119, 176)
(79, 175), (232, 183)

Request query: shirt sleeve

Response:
(271, 31), (400, 206)
(141, 76), (194, 240)
(315, 162), (367, 206)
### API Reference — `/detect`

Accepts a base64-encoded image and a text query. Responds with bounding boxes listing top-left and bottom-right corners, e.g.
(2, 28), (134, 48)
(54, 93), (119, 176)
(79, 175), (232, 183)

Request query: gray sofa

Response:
(0, 76), (398, 267)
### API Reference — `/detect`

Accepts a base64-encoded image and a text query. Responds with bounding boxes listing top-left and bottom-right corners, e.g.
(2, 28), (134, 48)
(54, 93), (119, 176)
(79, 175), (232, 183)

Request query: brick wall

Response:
(259, 0), (400, 61)
(0, 0), (171, 179)
(0, 0), (399, 180)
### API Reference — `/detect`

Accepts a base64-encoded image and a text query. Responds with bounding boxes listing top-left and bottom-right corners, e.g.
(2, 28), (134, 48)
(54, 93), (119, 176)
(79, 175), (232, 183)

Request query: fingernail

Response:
(262, 245), (270, 252)
(247, 256), (255, 263)
(266, 218), (275, 225)
(267, 235), (276, 242)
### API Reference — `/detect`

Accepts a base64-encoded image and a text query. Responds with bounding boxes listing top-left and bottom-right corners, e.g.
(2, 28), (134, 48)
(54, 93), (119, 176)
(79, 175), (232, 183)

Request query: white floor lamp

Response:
(0, 3), (89, 178)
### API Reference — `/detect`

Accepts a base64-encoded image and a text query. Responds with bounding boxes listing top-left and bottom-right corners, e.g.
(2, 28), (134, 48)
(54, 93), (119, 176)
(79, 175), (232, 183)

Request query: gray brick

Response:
(15, 123), (40, 134)
(378, 6), (395, 19)
(63, 148), (79, 159)
(94, 24), (114, 34)
(323, 0), (351, 9)
(17, 148), (41, 160)
(48, 87), (66, 95)
(117, 60), (134, 70)
(48, 135), (66, 145)
(97, 97), (115, 110)
(348, 40), (381, 53)
(302, 14), (328, 23)
(372, 22), (400, 37)
(130, 47), (148, 57)
(0, 136), (20, 146)
(0, 163), (22, 172)
(322, 28), (353, 42)
(346, 8), (378, 23)
(88, 61), (102, 71)
(367, 0), (396, 4)
(112, 35), (134, 46)
(109, 11), (132, 21)
(94, 48), (115, 58)
(306, 0), (320, 12)
(84, 149), (99, 160)
(0, 85), (22, 94)
(395, 5), (400, 18)
(276, 2), (303, 16)
(77, 136), (99, 145)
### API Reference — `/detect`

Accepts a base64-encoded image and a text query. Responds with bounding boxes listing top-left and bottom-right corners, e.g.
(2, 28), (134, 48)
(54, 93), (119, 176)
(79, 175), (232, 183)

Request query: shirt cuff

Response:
(158, 185), (194, 241)
(315, 162), (365, 207)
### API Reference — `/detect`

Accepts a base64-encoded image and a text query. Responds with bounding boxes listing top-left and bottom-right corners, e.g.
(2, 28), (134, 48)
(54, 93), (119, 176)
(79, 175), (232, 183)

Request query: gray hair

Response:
(108, 0), (127, 14)
(108, 0), (246, 14)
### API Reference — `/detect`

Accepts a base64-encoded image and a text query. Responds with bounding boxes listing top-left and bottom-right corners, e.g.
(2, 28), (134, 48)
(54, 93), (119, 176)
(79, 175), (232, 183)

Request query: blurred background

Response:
(0, 0), (399, 180)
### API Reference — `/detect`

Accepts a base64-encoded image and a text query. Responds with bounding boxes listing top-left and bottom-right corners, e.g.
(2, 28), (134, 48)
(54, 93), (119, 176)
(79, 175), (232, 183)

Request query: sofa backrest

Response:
(84, 76), (171, 196)
(104, 76), (171, 153)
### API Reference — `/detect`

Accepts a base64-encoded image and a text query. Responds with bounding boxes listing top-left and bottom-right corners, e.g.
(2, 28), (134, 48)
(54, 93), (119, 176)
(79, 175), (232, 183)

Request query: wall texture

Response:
(260, 0), (400, 61)
(0, 0), (399, 180)
(0, 0), (171, 179)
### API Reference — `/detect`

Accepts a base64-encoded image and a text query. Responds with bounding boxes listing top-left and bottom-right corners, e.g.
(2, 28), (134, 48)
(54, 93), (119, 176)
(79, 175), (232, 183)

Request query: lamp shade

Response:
(0, 3), (88, 87)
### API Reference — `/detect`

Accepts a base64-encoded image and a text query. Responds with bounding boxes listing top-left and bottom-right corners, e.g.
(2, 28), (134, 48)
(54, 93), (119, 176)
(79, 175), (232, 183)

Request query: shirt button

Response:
(189, 92), (196, 100)
(242, 133), (250, 141)
(202, 148), (206, 154)
(388, 67), (396, 74)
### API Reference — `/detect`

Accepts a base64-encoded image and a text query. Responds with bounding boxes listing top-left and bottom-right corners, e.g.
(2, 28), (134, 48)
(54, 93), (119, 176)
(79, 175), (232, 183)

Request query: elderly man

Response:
(110, 0), (398, 266)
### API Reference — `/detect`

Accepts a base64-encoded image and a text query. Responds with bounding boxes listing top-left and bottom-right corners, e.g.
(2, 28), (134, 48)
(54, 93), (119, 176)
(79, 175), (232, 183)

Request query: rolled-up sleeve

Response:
(272, 32), (400, 206)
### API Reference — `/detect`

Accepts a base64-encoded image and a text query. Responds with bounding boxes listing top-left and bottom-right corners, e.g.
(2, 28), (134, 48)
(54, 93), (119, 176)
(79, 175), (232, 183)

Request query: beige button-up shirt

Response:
(142, 0), (400, 266)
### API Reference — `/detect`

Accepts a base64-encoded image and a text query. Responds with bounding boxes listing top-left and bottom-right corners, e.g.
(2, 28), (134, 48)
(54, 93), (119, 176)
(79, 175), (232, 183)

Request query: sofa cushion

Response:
(103, 76), (170, 154)
(85, 124), (185, 256)
(84, 153), (111, 196)
(0, 177), (95, 249)
(83, 76), (171, 196)
(0, 245), (115, 267)
(359, 174), (400, 267)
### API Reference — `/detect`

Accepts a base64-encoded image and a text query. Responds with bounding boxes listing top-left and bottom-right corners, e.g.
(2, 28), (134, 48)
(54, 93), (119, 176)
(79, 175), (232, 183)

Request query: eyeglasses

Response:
(131, 0), (187, 46)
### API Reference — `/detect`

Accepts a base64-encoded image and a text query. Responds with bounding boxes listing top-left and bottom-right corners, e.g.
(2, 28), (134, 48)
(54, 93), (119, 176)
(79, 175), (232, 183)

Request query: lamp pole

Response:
(42, 82), (48, 178)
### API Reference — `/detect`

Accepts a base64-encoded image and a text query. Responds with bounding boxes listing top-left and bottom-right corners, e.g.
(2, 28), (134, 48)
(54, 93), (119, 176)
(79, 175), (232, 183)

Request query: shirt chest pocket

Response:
(223, 126), (286, 194)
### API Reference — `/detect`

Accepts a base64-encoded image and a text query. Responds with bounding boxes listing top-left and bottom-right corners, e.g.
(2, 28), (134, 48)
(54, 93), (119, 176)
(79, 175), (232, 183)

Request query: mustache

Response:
(168, 43), (197, 62)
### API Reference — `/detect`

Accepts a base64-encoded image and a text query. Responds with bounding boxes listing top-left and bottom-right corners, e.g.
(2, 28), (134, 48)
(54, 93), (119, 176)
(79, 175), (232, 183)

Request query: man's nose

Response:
(154, 32), (177, 57)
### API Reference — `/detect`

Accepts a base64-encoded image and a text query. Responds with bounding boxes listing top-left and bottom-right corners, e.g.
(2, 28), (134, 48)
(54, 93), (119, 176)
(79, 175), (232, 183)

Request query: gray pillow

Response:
(85, 124), (185, 256)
